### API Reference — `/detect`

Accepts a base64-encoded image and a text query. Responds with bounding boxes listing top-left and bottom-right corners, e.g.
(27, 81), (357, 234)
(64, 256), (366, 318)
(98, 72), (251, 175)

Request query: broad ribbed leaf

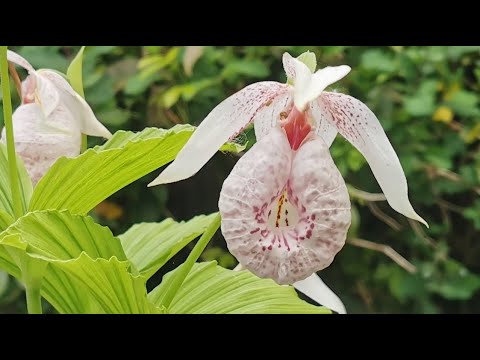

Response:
(149, 261), (330, 314)
(119, 213), (218, 278)
(29, 126), (195, 214)
(0, 210), (127, 261)
(29, 126), (244, 215)
(0, 210), (14, 232)
(54, 254), (162, 314)
(0, 143), (33, 217)
(0, 210), (158, 313)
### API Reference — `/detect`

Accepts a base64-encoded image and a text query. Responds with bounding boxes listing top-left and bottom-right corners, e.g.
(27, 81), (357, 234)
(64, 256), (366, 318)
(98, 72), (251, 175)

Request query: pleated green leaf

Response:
(29, 125), (195, 214)
(54, 254), (162, 314)
(0, 210), (160, 313)
(149, 261), (331, 314)
(29, 125), (244, 215)
(119, 213), (218, 278)
(0, 209), (14, 232)
(0, 210), (127, 261)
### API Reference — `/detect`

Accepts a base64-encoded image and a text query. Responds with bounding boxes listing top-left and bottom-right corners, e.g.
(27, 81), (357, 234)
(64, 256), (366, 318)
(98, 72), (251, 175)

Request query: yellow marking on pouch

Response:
(275, 191), (287, 228)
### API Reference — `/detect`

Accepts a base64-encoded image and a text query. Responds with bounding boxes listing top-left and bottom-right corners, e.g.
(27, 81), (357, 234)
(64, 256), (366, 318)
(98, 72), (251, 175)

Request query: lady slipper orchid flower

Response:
(149, 52), (427, 313)
(2, 50), (112, 185)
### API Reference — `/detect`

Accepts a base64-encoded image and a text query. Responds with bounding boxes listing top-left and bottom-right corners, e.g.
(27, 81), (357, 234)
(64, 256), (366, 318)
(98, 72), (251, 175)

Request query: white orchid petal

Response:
(283, 52), (318, 81)
(34, 74), (60, 118)
(309, 100), (338, 147)
(39, 70), (112, 139)
(2, 103), (81, 185)
(294, 59), (351, 112)
(282, 52), (297, 82)
(293, 273), (346, 314)
(7, 50), (34, 72)
(149, 81), (287, 186)
(219, 127), (350, 285)
(320, 92), (428, 226)
(253, 88), (292, 141)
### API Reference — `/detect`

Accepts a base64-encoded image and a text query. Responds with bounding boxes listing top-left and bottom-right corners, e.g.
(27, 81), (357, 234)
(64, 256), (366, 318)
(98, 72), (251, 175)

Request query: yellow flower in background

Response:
(433, 106), (454, 124)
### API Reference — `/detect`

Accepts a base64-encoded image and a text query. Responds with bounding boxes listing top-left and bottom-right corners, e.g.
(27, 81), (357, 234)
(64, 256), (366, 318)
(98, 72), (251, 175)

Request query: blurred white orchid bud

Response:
(2, 50), (112, 186)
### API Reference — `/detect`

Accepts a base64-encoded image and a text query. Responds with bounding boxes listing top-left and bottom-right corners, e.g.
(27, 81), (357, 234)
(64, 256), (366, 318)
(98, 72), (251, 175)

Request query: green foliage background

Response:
(1, 46), (480, 314)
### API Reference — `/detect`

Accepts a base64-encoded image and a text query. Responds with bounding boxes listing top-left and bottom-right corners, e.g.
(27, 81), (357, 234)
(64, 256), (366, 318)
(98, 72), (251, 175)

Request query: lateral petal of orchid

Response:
(39, 70), (112, 139)
(309, 100), (338, 147)
(294, 60), (351, 112)
(149, 81), (288, 186)
(293, 273), (346, 314)
(7, 50), (35, 72)
(253, 88), (292, 141)
(320, 92), (428, 226)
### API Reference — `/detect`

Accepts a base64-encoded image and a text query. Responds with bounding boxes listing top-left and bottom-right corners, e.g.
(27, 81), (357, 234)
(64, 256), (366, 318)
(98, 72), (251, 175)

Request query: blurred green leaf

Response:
(221, 59), (270, 79)
(447, 90), (480, 117)
(464, 200), (480, 230)
(159, 79), (218, 108)
(447, 46), (480, 60)
(97, 109), (131, 127)
(138, 47), (180, 78)
(0, 270), (8, 298)
(66, 46), (85, 97)
(17, 46), (68, 72)
(403, 80), (438, 117)
(125, 72), (160, 96)
(428, 259), (480, 300)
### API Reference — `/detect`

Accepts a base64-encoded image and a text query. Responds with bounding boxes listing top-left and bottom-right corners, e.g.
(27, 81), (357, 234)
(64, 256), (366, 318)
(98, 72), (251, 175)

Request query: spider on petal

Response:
(149, 51), (428, 314)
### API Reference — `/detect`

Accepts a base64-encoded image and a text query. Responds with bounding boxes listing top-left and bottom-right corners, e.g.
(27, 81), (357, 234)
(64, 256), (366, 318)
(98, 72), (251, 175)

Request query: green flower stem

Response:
(0, 46), (22, 219)
(25, 279), (42, 314)
(81, 134), (87, 153)
(161, 213), (221, 309)
(2, 47), (43, 314)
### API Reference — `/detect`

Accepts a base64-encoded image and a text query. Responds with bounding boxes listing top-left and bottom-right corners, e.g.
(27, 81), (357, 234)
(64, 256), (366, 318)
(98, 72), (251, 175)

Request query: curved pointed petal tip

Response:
(7, 50), (35, 72)
(407, 208), (429, 228)
(39, 70), (112, 139)
(282, 52), (297, 81)
(319, 92), (428, 228)
(293, 273), (346, 314)
(293, 60), (351, 111)
(149, 81), (288, 187)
